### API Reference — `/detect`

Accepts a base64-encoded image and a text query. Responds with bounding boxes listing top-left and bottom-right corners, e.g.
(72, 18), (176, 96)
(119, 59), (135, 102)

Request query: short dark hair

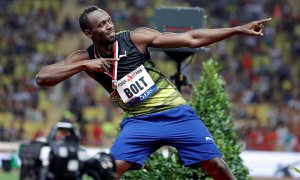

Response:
(79, 6), (99, 32)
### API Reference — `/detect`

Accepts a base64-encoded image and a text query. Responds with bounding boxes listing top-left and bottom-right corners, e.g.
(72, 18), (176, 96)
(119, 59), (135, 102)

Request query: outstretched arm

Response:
(35, 50), (111, 87)
(131, 18), (271, 52)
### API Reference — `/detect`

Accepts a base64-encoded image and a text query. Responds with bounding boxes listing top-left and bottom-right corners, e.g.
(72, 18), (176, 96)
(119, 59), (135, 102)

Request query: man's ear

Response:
(84, 30), (92, 38)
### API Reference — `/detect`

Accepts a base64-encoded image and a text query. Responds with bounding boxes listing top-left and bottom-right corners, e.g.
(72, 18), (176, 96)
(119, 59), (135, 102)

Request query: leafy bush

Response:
(122, 58), (250, 180)
(192, 58), (251, 180)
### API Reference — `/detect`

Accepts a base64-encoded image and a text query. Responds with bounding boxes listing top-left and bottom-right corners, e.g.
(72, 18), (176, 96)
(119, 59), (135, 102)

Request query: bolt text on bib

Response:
(123, 77), (148, 98)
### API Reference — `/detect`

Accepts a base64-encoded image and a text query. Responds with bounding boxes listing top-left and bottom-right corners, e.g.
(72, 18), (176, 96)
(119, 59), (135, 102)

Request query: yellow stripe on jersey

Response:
(116, 61), (187, 116)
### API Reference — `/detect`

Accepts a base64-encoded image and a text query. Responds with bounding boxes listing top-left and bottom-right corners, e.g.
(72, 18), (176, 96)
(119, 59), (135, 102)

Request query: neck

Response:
(95, 44), (114, 57)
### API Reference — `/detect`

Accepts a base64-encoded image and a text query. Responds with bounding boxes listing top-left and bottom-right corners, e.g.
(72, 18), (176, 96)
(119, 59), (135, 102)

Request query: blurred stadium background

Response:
(0, 0), (300, 179)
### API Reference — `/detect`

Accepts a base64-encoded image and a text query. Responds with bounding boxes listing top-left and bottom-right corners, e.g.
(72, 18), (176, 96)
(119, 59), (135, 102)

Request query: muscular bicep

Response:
(63, 50), (90, 64)
(151, 32), (193, 48)
(65, 50), (96, 78)
(131, 28), (193, 51)
(35, 50), (91, 87)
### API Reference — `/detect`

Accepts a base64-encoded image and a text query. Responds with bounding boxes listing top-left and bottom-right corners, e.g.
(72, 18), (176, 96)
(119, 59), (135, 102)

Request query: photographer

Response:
(19, 121), (116, 180)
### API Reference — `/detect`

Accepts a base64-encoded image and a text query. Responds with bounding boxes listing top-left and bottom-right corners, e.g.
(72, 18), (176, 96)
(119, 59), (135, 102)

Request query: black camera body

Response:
(19, 121), (116, 180)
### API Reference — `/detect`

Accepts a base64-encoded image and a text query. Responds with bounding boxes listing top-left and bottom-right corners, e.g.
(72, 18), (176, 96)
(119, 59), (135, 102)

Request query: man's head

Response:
(79, 6), (116, 46)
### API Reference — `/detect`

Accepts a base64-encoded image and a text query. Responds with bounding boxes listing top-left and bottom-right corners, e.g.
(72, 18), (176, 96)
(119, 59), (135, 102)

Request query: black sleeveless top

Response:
(86, 31), (151, 93)
(86, 31), (186, 116)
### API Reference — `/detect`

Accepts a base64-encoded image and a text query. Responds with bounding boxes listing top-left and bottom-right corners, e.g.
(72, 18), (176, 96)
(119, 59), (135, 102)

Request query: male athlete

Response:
(36, 5), (271, 180)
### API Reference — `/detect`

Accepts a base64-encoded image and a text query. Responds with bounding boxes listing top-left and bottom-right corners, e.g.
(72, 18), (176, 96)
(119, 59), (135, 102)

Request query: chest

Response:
(115, 46), (147, 79)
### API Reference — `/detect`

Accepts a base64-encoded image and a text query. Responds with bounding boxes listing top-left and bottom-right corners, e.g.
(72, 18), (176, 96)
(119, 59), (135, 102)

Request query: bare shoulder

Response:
(130, 27), (161, 52)
(64, 50), (90, 63)
(130, 27), (160, 41)
(132, 27), (159, 34)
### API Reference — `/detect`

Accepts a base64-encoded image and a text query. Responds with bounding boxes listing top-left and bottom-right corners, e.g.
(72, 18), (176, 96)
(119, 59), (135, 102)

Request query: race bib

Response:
(116, 65), (157, 105)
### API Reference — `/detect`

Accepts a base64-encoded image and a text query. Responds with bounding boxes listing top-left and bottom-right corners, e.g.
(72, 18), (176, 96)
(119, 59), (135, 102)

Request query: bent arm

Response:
(36, 50), (89, 87)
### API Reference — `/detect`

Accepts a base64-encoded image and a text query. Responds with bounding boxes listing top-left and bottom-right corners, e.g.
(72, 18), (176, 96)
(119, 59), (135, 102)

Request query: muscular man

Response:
(36, 5), (271, 180)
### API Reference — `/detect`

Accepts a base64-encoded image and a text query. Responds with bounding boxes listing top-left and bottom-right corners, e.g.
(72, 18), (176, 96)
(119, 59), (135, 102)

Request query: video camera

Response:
(19, 121), (116, 180)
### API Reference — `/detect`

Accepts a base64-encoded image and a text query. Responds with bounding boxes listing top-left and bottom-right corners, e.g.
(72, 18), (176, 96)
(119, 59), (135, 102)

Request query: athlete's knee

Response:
(115, 160), (132, 180)
(198, 158), (236, 180)
(212, 158), (229, 171)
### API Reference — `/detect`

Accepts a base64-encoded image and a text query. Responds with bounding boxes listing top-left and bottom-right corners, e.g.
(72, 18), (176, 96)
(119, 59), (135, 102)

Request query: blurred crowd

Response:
(200, 0), (300, 152)
(0, 0), (300, 151)
(0, 0), (62, 142)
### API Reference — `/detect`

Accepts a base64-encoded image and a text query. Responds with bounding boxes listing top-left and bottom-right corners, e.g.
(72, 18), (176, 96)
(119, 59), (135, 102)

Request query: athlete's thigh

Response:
(110, 118), (162, 167)
(166, 117), (222, 166)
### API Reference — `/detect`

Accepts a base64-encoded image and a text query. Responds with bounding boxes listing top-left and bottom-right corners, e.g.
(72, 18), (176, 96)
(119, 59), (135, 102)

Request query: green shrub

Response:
(122, 58), (250, 180)
(192, 58), (251, 180)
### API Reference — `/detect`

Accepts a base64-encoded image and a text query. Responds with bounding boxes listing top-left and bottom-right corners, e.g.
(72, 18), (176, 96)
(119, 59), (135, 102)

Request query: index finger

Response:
(101, 58), (118, 61)
(257, 18), (272, 24)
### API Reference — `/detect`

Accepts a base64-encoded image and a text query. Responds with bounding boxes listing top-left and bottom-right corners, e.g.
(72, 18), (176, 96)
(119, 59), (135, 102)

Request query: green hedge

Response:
(122, 58), (250, 180)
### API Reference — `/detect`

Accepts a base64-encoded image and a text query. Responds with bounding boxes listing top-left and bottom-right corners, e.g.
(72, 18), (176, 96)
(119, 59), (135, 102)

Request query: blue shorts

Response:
(110, 105), (222, 168)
